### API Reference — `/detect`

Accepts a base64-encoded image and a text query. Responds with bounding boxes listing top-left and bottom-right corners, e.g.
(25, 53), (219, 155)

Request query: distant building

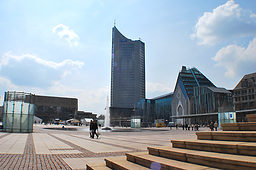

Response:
(191, 86), (233, 114)
(0, 105), (3, 122)
(110, 26), (145, 126)
(172, 66), (233, 125)
(34, 95), (78, 123)
(136, 93), (173, 127)
(34, 116), (42, 124)
(75, 111), (96, 120)
(233, 72), (256, 121)
(172, 66), (215, 124)
(190, 86), (233, 124)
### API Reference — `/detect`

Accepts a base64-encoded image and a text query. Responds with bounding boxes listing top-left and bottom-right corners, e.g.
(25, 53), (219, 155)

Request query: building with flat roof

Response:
(75, 111), (96, 120)
(110, 26), (145, 126)
(135, 93), (173, 127)
(233, 72), (256, 121)
(34, 95), (78, 123)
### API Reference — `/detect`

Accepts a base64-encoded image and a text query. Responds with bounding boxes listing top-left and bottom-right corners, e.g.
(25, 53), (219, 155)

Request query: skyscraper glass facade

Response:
(110, 26), (145, 126)
(111, 26), (145, 109)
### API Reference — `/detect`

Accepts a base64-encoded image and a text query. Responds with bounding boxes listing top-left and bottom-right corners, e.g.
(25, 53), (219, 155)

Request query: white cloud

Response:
(52, 24), (80, 47)
(146, 82), (171, 98)
(0, 52), (84, 87)
(47, 82), (109, 114)
(213, 37), (256, 78)
(192, 0), (256, 45)
(0, 77), (109, 115)
(0, 52), (83, 69)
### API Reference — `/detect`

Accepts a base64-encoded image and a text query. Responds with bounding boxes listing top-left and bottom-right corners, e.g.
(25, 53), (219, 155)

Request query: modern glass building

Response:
(172, 66), (233, 125)
(190, 86), (233, 125)
(110, 26), (145, 126)
(135, 93), (173, 127)
(172, 66), (215, 123)
(3, 91), (35, 133)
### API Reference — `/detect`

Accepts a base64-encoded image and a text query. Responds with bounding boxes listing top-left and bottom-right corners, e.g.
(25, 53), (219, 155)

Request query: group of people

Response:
(181, 124), (200, 131)
(209, 121), (218, 131)
(89, 120), (99, 139)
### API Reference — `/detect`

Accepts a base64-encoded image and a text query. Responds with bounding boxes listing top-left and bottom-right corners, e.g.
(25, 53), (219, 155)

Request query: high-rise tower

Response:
(110, 26), (145, 126)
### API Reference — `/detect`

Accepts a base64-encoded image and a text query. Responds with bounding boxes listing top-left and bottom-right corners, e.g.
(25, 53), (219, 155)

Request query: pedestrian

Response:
(195, 124), (199, 131)
(89, 120), (93, 138)
(214, 121), (218, 131)
(185, 124), (188, 130)
(209, 121), (214, 131)
(91, 120), (99, 139)
(191, 124), (194, 131)
(194, 124), (198, 131)
(176, 124), (178, 130)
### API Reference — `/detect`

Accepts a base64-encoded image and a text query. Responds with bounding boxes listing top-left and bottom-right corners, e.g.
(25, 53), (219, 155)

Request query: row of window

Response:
(235, 88), (255, 95)
(235, 95), (255, 102)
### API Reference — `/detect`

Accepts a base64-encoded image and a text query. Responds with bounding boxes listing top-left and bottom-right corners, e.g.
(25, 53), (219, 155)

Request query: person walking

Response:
(89, 120), (93, 138)
(185, 124), (188, 130)
(214, 121), (218, 131)
(209, 121), (214, 131)
(91, 120), (99, 139)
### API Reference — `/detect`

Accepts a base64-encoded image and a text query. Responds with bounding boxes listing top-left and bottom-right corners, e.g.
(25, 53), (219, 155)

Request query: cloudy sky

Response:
(0, 0), (256, 115)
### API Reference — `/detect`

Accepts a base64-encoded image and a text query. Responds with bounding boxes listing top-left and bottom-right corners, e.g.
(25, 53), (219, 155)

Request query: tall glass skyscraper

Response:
(110, 26), (145, 126)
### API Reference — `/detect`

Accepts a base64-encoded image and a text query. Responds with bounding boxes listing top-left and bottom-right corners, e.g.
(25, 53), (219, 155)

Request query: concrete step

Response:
(196, 131), (256, 141)
(86, 162), (111, 170)
(171, 139), (256, 156)
(246, 114), (256, 122)
(126, 151), (216, 170)
(148, 146), (256, 170)
(105, 156), (150, 170)
(222, 122), (256, 131)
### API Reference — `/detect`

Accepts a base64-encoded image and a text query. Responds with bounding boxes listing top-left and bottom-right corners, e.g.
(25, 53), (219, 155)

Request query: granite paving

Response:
(0, 124), (204, 169)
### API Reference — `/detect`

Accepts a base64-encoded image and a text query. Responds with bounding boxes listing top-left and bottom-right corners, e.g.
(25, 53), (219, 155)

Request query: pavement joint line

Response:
(48, 133), (94, 156)
(100, 135), (167, 146)
(0, 127), (201, 169)
(70, 134), (146, 152)
(49, 133), (129, 158)
(0, 133), (72, 170)
(0, 133), (10, 140)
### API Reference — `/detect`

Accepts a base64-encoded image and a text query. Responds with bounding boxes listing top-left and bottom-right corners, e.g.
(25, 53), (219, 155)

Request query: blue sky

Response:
(0, 0), (256, 115)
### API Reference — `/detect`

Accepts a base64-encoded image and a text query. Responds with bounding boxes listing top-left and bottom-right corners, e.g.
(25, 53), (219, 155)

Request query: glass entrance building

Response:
(3, 91), (35, 133)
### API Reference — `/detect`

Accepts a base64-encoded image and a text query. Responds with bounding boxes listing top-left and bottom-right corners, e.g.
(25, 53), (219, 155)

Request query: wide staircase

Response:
(87, 115), (256, 170)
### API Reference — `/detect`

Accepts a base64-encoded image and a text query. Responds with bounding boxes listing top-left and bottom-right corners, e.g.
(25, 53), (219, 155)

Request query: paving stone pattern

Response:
(0, 125), (200, 169)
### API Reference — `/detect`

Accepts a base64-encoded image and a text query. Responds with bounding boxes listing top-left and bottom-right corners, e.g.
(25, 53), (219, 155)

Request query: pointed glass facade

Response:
(110, 27), (145, 126)
(111, 26), (145, 109)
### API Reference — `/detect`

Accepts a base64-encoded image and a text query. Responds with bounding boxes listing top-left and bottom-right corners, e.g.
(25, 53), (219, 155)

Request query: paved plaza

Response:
(0, 125), (209, 169)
